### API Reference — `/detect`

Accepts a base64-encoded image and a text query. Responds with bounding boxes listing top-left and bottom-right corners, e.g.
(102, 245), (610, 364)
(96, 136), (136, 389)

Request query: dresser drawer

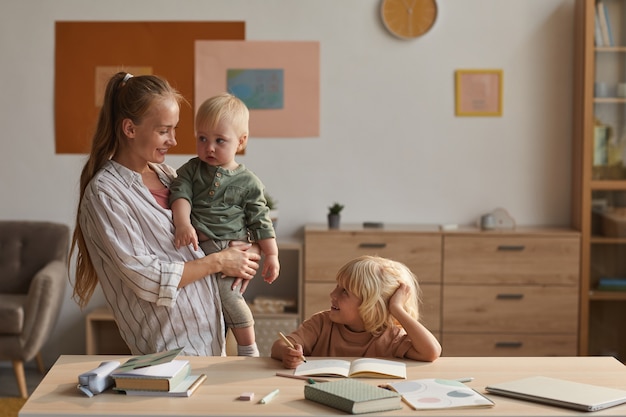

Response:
(443, 235), (579, 285)
(442, 284), (578, 333)
(303, 282), (441, 333)
(441, 333), (578, 356)
(305, 231), (441, 283)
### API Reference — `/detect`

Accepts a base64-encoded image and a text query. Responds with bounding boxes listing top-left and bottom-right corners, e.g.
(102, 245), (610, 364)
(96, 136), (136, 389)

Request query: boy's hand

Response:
(262, 254), (280, 283)
(389, 282), (411, 317)
(174, 224), (199, 251)
(282, 343), (305, 369)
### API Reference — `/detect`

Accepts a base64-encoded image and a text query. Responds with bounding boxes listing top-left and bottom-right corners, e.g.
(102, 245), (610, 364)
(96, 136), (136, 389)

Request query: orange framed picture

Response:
(54, 21), (245, 154)
(455, 69), (503, 117)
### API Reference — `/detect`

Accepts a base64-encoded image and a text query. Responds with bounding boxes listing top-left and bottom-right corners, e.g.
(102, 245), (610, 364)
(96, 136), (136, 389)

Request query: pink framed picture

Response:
(455, 69), (503, 117)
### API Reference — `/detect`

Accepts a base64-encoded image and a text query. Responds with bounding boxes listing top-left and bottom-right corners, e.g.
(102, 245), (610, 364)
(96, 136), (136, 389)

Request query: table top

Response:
(19, 355), (626, 417)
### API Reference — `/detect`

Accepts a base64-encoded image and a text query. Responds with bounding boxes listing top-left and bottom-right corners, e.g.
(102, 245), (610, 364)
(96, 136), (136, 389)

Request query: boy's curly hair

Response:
(335, 255), (421, 336)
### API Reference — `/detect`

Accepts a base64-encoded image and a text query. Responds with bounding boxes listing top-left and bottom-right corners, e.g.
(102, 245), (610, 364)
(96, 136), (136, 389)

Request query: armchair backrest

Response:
(0, 221), (70, 294)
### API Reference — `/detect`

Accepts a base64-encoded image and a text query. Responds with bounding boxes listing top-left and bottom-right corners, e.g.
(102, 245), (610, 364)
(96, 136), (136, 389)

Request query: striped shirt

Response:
(79, 160), (225, 356)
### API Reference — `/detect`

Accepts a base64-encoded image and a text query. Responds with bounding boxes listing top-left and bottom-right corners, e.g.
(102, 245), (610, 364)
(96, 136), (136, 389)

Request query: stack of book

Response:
(111, 348), (206, 397)
(597, 277), (626, 292)
(595, 0), (614, 47)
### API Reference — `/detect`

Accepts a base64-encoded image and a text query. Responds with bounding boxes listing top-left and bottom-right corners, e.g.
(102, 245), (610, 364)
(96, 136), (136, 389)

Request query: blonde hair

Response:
(70, 72), (185, 309)
(336, 255), (421, 335)
(195, 92), (249, 141)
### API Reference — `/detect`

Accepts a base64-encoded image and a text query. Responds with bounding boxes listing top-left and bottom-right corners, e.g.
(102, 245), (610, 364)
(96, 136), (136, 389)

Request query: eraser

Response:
(239, 392), (254, 401)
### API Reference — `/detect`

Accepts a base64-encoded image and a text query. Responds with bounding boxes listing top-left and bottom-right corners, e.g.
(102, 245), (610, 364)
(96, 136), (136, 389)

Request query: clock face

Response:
(381, 0), (438, 40)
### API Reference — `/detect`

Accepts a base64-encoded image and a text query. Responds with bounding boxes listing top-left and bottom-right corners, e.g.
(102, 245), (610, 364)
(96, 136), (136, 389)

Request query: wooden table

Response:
(19, 355), (626, 416)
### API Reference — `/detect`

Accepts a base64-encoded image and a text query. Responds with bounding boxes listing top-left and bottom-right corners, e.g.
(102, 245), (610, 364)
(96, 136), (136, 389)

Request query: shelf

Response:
(85, 306), (130, 355)
(243, 240), (303, 321)
(575, 0), (626, 358)
(596, 46), (626, 52)
(590, 236), (626, 243)
(589, 290), (626, 300)
(594, 97), (626, 103)
(590, 180), (626, 189)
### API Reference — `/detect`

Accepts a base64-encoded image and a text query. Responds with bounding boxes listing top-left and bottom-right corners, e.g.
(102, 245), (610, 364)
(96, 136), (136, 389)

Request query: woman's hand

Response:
(222, 242), (261, 293)
(179, 241), (260, 290)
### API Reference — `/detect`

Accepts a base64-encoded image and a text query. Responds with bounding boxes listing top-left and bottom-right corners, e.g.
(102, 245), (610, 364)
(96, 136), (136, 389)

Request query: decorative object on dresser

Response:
(327, 202), (344, 229)
(478, 207), (516, 230)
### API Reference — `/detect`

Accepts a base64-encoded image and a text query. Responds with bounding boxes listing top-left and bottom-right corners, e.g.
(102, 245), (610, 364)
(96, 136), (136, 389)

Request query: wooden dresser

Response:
(303, 224), (580, 356)
(441, 228), (580, 356)
(303, 224), (442, 337)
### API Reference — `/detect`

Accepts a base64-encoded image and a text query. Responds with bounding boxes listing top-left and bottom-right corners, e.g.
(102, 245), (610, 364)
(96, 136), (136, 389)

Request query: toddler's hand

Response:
(262, 255), (280, 283)
(174, 225), (199, 251)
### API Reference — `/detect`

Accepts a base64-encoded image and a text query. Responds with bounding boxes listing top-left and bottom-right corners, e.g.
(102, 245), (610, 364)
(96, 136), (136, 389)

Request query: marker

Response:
(278, 332), (307, 363)
(259, 388), (279, 404)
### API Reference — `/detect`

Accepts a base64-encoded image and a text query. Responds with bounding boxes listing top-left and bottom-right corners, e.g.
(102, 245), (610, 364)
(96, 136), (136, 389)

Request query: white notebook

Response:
(485, 376), (626, 412)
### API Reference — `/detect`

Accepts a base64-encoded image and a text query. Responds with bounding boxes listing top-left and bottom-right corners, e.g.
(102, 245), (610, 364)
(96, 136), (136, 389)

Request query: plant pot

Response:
(328, 213), (341, 229)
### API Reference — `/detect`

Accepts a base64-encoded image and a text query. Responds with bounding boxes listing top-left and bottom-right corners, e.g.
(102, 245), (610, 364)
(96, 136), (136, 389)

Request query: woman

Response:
(71, 72), (260, 356)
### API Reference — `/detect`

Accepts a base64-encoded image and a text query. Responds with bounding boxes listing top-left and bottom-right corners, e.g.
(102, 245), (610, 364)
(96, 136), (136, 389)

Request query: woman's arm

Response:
(179, 243), (260, 288)
(389, 283), (442, 362)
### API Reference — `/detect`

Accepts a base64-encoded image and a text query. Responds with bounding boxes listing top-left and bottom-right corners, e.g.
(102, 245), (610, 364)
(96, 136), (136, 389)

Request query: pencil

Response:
(278, 331), (307, 363)
(275, 372), (329, 383)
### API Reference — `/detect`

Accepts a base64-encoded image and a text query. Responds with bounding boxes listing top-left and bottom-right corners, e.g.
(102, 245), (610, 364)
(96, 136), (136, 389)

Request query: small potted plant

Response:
(327, 202), (344, 229)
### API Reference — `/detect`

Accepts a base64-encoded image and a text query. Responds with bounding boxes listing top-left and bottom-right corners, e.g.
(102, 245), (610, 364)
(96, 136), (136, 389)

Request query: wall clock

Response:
(380, 0), (438, 40)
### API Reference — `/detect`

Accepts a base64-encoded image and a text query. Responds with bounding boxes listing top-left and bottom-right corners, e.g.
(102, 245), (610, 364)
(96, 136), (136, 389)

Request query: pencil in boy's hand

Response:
(278, 331), (307, 362)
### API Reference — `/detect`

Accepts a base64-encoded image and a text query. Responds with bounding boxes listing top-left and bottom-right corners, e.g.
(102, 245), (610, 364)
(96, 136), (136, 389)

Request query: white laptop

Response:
(485, 376), (626, 412)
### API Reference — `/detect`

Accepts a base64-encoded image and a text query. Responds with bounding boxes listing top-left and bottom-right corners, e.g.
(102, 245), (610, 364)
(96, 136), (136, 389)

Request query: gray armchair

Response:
(0, 221), (69, 398)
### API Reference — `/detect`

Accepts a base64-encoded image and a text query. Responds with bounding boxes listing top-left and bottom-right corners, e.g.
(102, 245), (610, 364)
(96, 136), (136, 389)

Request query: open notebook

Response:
(485, 376), (626, 412)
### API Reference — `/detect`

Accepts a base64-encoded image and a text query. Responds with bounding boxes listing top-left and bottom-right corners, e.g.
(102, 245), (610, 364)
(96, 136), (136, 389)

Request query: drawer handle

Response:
(497, 245), (525, 251)
(496, 293), (524, 300)
(495, 341), (523, 348)
(358, 243), (387, 249)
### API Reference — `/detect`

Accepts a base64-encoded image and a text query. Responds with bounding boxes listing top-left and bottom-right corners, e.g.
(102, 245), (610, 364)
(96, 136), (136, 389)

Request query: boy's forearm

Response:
(394, 307), (442, 361)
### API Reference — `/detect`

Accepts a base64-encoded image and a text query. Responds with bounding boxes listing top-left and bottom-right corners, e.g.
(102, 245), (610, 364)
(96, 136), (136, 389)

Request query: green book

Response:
(304, 378), (402, 414)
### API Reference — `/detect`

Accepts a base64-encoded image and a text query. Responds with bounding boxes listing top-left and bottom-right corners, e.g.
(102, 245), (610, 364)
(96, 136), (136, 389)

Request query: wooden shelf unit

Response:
(85, 306), (130, 355)
(573, 0), (626, 358)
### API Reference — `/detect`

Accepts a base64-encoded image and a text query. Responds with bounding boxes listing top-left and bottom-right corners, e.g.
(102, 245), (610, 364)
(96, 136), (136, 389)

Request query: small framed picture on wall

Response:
(455, 69), (503, 117)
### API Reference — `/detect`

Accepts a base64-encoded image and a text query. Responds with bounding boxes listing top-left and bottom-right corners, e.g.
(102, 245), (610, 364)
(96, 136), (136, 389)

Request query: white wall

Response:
(0, 0), (576, 364)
